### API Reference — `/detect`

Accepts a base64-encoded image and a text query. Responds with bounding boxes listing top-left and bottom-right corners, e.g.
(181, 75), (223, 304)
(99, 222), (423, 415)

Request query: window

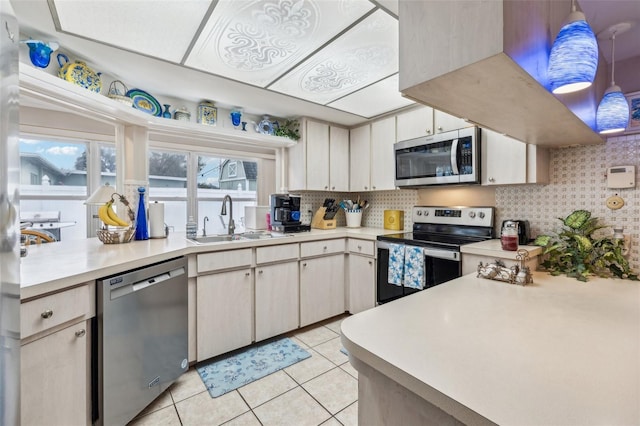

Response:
(19, 138), (115, 241)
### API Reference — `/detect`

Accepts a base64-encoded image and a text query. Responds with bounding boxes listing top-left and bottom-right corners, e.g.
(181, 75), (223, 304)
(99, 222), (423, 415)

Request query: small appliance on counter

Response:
(501, 219), (531, 244)
(384, 210), (404, 230)
(311, 198), (339, 230)
(269, 194), (310, 233)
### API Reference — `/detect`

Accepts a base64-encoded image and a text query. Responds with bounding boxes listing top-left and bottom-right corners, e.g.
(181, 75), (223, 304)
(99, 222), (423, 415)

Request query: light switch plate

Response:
(607, 166), (635, 188)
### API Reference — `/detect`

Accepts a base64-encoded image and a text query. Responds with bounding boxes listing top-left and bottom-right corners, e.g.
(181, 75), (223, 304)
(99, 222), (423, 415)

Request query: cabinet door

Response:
(306, 120), (330, 190)
(196, 269), (253, 360)
(396, 106), (434, 141)
(348, 254), (376, 314)
(434, 109), (469, 133)
(22, 321), (90, 426)
(300, 254), (345, 327)
(349, 124), (371, 191)
(481, 128), (527, 185)
(255, 261), (299, 341)
(329, 126), (349, 191)
(371, 116), (397, 191)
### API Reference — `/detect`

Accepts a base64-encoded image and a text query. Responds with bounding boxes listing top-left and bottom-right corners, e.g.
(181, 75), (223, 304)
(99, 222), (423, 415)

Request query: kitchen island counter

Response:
(341, 271), (640, 425)
(20, 227), (396, 299)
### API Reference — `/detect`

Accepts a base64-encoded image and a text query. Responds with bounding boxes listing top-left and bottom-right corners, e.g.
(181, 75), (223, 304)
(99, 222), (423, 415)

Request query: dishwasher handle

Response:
(110, 266), (185, 300)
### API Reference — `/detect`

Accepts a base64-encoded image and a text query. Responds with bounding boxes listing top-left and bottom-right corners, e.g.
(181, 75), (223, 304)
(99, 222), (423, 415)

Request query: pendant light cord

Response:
(610, 32), (617, 86)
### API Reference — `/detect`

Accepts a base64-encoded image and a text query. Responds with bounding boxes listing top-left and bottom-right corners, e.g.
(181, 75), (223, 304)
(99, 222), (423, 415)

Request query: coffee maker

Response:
(269, 194), (310, 233)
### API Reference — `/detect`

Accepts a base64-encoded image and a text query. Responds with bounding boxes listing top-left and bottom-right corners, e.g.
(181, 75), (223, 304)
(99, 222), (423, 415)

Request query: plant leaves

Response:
(563, 210), (591, 230)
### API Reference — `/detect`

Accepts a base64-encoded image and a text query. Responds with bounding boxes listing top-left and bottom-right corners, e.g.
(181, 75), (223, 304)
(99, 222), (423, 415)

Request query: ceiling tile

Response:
(52, 0), (212, 63)
(327, 74), (413, 118)
(268, 9), (398, 105)
(184, 0), (375, 87)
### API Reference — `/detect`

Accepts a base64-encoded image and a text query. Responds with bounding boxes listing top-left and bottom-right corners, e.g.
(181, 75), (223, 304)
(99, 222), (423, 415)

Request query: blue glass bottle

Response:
(135, 187), (149, 240)
(162, 104), (172, 119)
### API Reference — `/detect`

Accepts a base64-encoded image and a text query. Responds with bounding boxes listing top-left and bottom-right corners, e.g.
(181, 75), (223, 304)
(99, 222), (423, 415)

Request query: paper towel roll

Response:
(149, 201), (165, 238)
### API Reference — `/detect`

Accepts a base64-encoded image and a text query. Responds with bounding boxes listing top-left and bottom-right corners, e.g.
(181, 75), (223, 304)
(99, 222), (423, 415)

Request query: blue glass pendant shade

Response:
(597, 86), (629, 134)
(548, 15), (598, 94)
(135, 187), (149, 240)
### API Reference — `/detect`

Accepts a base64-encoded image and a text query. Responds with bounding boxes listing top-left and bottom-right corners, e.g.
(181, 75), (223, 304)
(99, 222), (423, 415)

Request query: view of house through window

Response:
(19, 138), (115, 241)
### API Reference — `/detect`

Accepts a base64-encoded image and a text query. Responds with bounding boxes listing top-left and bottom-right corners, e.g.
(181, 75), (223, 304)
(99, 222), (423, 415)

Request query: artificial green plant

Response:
(273, 119), (300, 141)
(533, 209), (638, 282)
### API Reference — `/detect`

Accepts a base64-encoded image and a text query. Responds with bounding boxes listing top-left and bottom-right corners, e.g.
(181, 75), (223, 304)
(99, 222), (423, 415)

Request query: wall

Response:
(496, 133), (640, 272)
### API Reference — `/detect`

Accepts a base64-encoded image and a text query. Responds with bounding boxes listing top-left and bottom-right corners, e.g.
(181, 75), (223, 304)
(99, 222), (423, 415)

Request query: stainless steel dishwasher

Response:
(96, 256), (188, 426)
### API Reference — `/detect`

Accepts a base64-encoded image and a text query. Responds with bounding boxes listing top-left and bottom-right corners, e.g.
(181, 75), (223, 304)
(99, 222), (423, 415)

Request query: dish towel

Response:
(403, 246), (425, 290)
(387, 243), (405, 286)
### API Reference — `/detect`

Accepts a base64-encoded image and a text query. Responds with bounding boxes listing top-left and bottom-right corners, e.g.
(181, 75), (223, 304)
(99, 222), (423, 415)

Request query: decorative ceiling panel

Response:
(327, 74), (413, 118)
(268, 10), (398, 105)
(184, 0), (375, 87)
(52, 0), (213, 63)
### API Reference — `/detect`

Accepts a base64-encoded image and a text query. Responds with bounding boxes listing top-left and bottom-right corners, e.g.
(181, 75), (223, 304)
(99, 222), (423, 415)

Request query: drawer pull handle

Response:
(302, 262), (307, 267)
(369, 261), (373, 265)
(323, 246), (327, 251)
(75, 329), (86, 338)
(245, 272), (250, 277)
(357, 245), (362, 250)
(41, 309), (53, 319)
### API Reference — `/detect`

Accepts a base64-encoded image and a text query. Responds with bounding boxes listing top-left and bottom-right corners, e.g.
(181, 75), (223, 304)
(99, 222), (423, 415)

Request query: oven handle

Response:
(377, 241), (460, 261)
(450, 138), (459, 175)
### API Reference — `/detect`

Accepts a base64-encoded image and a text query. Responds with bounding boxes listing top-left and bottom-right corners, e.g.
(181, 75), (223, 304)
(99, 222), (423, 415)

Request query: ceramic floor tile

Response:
(339, 361), (358, 379)
(302, 368), (358, 415)
(293, 325), (340, 348)
(222, 411), (262, 426)
(314, 336), (349, 366)
(320, 417), (343, 426)
(284, 348), (335, 384)
(335, 401), (358, 426)
(323, 315), (348, 335)
(175, 390), (249, 425)
(253, 387), (331, 426)
(237, 370), (298, 408)
(288, 335), (310, 349)
(128, 405), (181, 426)
(136, 389), (174, 418)
(169, 368), (208, 403)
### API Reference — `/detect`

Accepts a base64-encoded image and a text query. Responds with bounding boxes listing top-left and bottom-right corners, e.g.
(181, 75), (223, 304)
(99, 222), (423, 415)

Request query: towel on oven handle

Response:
(387, 243), (405, 286)
(403, 246), (425, 290)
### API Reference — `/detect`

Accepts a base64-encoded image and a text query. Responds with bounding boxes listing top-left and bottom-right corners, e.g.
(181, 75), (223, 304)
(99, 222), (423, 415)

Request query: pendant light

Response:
(548, 0), (598, 94)
(596, 23), (632, 135)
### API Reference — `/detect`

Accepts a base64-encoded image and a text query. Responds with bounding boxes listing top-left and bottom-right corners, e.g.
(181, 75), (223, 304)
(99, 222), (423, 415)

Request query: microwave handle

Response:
(450, 138), (459, 175)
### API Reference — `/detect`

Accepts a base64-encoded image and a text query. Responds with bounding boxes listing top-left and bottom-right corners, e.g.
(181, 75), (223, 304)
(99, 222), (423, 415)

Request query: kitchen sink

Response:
(239, 231), (277, 240)
(188, 231), (284, 244)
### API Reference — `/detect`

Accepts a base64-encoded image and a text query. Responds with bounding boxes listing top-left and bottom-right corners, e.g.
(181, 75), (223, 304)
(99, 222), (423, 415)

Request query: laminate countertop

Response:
(20, 227), (395, 300)
(341, 271), (640, 425)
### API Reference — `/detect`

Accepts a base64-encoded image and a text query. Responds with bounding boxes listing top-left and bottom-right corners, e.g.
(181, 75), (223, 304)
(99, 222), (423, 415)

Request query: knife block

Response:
(311, 207), (337, 230)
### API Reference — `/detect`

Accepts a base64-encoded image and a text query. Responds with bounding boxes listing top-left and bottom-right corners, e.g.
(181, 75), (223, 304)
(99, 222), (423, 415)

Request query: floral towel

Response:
(403, 246), (425, 290)
(388, 243), (405, 286)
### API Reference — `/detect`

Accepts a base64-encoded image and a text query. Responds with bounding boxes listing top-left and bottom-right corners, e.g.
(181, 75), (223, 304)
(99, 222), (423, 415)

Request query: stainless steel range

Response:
(376, 206), (494, 304)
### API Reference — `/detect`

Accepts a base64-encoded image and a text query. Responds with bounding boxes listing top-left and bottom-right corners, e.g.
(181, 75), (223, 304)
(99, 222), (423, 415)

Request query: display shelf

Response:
(18, 65), (297, 150)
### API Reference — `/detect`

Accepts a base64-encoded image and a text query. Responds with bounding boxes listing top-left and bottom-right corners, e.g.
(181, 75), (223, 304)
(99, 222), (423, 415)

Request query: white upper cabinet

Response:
(396, 106), (434, 141)
(434, 110), (471, 134)
(306, 120), (330, 191)
(329, 126), (350, 192)
(349, 124), (372, 191)
(371, 116), (397, 191)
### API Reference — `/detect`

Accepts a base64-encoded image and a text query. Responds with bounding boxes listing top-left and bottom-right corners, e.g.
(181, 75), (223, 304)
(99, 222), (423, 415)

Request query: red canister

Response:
(501, 221), (519, 251)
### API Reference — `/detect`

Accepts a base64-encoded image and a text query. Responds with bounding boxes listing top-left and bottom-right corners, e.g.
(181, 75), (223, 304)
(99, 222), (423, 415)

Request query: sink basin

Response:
(239, 231), (275, 240)
(188, 231), (286, 244)
(189, 235), (239, 244)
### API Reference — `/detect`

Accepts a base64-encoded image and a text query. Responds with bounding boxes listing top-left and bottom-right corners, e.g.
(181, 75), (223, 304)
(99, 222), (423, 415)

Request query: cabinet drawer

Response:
(256, 243), (299, 264)
(21, 284), (94, 339)
(197, 249), (252, 273)
(300, 239), (345, 258)
(348, 239), (375, 256)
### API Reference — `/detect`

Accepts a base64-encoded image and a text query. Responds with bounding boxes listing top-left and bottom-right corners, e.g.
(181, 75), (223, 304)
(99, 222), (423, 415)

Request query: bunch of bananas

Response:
(98, 200), (130, 227)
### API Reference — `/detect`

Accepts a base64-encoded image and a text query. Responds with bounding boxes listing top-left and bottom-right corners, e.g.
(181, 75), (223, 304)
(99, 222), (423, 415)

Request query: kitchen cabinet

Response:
(20, 282), (95, 426)
(299, 239), (346, 326)
(255, 244), (300, 341)
(481, 128), (549, 185)
(349, 123), (371, 191)
(196, 269), (253, 360)
(371, 116), (397, 191)
(396, 106), (434, 141)
(288, 118), (349, 191)
(347, 239), (376, 314)
(434, 109), (470, 134)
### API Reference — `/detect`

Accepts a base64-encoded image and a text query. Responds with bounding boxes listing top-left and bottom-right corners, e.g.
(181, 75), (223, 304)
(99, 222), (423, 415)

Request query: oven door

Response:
(376, 241), (461, 304)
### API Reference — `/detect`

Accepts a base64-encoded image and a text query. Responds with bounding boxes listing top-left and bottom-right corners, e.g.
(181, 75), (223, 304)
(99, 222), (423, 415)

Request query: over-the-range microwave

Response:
(394, 126), (480, 187)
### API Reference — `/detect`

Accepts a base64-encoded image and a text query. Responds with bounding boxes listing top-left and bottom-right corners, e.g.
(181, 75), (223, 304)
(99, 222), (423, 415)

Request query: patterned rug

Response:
(196, 337), (311, 398)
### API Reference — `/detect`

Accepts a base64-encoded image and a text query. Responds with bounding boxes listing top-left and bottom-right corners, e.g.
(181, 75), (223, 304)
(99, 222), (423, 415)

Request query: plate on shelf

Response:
(125, 89), (162, 116)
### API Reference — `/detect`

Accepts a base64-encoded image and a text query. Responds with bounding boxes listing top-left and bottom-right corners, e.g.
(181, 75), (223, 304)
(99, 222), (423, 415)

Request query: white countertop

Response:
(20, 227), (394, 299)
(461, 239), (543, 258)
(341, 271), (640, 425)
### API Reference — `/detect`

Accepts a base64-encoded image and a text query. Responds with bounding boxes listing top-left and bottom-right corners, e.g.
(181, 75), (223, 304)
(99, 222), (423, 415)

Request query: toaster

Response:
(501, 220), (531, 245)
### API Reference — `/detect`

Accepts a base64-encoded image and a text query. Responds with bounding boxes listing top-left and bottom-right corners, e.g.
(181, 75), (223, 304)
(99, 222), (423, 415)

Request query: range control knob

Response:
(416, 210), (422, 216)
(469, 211), (476, 218)
(478, 212), (485, 219)
(423, 210), (429, 216)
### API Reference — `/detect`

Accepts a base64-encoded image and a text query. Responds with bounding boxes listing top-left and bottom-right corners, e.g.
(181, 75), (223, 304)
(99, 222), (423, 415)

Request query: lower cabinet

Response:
(300, 254), (345, 327)
(196, 269), (253, 360)
(347, 239), (376, 314)
(255, 260), (300, 341)
(21, 320), (91, 426)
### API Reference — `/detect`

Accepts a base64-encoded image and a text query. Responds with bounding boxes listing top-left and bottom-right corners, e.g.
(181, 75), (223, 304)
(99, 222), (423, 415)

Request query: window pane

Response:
(20, 139), (87, 187)
(100, 144), (116, 186)
(148, 149), (188, 233)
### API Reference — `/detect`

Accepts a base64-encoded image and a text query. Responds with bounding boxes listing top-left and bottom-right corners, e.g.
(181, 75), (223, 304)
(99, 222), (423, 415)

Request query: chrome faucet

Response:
(202, 216), (209, 237)
(220, 195), (235, 235)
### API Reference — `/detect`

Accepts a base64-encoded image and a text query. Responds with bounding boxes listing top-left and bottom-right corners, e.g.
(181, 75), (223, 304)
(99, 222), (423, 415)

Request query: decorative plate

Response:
(126, 89), (162, 116)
